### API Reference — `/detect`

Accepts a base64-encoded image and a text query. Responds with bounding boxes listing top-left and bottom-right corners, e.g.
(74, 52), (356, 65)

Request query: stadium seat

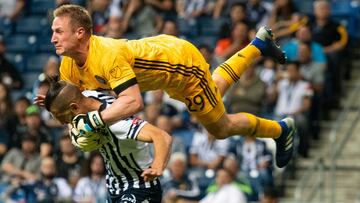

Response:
(4, 53), (26, 72)
(4, 34), (37, 53)
(331, 1), (360, 39)
(293, 0), (314, 14)
(26, 53), (52, 72)
(0, 18), (14, 36)
(37, 35), (55, 53)
(123, 33), (142, 40)
(29, 0), (55, 15)
(15, 16), (49, 35)
(198, 17), (226, 36)
(331, 0), (352, 15)
(23, 72), (40, 90)
(188, 36), (218, 50)
(177, 18), (198, 37)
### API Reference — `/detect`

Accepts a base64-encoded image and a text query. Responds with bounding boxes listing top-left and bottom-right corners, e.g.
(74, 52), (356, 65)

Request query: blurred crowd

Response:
(0, 0), (357, 202)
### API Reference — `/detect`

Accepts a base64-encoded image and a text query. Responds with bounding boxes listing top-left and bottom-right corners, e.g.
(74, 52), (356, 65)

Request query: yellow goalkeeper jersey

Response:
(60, 34), (223, 123)
(60, 34), (207, 94)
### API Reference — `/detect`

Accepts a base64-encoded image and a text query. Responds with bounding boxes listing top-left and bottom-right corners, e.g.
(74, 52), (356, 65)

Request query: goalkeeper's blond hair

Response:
(54, 4), (93, 35)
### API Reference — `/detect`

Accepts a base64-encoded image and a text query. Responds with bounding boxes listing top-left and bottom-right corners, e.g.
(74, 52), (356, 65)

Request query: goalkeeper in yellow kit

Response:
(35, 5), (295, 168)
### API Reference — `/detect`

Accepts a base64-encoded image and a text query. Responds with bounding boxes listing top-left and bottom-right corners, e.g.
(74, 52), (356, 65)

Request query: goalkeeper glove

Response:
(72, 111), (105, 134)
(69, 125), (103, 152)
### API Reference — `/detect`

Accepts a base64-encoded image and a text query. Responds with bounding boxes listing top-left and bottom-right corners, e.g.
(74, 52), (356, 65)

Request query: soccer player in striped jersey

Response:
(35, 5), (295, 168)
(44, 80), (173, 203)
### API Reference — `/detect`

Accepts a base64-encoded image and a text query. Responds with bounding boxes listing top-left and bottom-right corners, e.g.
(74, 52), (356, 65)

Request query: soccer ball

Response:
(70, 127), (111, 152)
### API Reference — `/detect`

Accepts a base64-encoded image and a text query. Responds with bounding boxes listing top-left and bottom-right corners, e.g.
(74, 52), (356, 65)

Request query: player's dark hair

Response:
(44, 77), (66, 111)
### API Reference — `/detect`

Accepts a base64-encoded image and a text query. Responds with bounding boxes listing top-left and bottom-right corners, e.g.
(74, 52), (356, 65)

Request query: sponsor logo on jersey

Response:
(109, 66), (122, 78)
(120, 194), (136, 203)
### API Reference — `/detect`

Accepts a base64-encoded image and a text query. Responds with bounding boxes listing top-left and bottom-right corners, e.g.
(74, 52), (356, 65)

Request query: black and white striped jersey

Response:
(82, 90), (159, 196)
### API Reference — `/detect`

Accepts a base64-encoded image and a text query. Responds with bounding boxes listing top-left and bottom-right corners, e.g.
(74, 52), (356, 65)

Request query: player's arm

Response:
(73, 53), (144, 132)
(136, 123), (173, 181)
(100, 82), (144, 124)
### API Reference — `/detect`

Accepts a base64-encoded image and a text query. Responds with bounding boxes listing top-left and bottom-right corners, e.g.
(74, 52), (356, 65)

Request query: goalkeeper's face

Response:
(51, 16), (81, 56)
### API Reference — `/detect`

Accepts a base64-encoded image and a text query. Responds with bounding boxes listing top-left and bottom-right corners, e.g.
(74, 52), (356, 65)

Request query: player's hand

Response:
(72, 111), (105, 134)
(141, 167), (163, 182)
(33, 94), (46, 107)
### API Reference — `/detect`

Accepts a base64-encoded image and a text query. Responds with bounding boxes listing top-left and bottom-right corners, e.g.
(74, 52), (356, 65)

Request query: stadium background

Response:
(0, 0), (359, 202)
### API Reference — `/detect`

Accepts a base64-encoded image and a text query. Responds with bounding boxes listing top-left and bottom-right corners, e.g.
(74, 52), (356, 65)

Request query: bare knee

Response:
(212, 73), (230, 97)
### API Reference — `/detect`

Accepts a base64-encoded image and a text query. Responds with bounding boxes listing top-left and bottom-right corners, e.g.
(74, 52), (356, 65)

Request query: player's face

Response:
(51, 16), (80, 56)
(50, 108), (74, 125)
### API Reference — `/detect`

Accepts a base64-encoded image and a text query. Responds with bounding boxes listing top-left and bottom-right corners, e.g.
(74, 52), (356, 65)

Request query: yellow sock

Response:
(242, 113), (281, 138)
(213, 44), (261, 86)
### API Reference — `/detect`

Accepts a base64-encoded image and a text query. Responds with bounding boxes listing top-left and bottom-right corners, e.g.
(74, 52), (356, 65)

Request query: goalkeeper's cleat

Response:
(275, 117), (296, 168)
(251, 26), (287, 64)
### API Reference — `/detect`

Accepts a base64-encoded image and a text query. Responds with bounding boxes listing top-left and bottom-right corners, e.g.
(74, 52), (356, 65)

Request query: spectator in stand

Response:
(246, 0), (272, 29)
(9, 96), (30, 147)
(229, 136), (273, 200)
(87, 0), (122, 36)
(258, 58), (277, 88)
(222, 156), (254, 201)
(273, 61), (313, 157)
(271, 13), (309, 43)
(162, 152), (201, 203)
(54, 133), (86, 189)
(261, 187), (279, 203)
(36, 80), (63, 129)
(0, 0), (25, 22)
(32, 55), (60, 98)
(73, 152), (107, 203)
(212, 0), (250, 19)
(105, 17), (123, 39)
(25, 157), (72, 202)
(282, 24), (327, 64)
(0, 37), (23, 90)
(143, 102), (161, 125)
(0, 83), (15, 162)
(145, 0), (177, 20)
(176, 0), (206, 20)
(200, 168), (247, 203)
(189, 127), (229, 171)
(1, 134), (41, 183)
(0, 82), (15, 137)
(310, 0), (348, 109)
(298, 42), (325, 139)
(267, 0), (296, 29)
(13, 105), (54, 157)
(219, 2), (250, 39)
(199, 44), (218, 72)
(161, 19), (179, 36)
(298, 42), (325, 94)
(156, 115), (186, 154)
(121, 0), (163, 37)
(228, 63), (266, 115)
(214, 22), (250, 63)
